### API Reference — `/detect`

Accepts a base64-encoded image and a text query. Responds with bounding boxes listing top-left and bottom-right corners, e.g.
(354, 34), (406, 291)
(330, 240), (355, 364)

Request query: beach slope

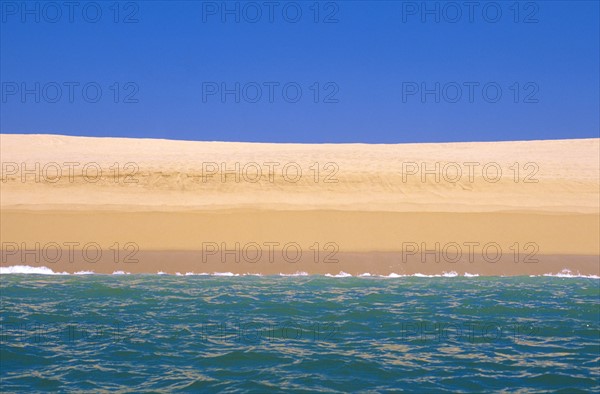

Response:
(1, 134), (598, 276)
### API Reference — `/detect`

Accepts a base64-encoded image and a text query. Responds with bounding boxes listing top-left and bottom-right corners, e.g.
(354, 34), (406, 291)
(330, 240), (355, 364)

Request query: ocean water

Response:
(1, 275), (599, 393)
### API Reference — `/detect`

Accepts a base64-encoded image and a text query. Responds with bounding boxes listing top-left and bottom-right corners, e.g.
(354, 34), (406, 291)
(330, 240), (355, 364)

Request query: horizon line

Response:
(1, 132), (599, 146)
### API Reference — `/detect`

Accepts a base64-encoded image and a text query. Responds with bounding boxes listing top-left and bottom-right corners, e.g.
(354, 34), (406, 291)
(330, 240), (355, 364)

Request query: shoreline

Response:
(1, 252), (599, 277)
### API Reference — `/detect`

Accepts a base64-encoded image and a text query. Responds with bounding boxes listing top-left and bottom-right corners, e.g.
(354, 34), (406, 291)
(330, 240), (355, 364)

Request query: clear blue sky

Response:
(1, 0), (598, 143)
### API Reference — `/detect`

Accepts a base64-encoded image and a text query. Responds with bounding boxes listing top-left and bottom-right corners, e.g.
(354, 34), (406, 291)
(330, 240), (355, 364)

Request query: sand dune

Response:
(1, 134), (598, 275)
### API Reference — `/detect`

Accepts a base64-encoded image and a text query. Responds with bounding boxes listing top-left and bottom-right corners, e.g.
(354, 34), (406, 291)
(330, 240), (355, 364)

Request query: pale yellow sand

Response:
(1, 134), (598, 275)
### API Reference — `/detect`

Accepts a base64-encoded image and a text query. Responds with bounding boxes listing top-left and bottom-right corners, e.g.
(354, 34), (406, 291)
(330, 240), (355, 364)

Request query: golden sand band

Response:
(1, 134), (598, 275)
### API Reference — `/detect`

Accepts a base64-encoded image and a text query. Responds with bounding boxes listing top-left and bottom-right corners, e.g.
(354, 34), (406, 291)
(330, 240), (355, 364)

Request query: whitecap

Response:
(74, 270), (95, 275)
(381, 273), (406, 278)
(442, 271), (459, 277)
(325, 271), (352, 278)
(279, 271), (309, 277)
(212, 272), (239, 277)
(543, 269), (600, 279)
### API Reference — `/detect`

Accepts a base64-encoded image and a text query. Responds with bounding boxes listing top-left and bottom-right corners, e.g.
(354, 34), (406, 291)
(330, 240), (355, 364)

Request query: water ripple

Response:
(1, 276), (598, 392)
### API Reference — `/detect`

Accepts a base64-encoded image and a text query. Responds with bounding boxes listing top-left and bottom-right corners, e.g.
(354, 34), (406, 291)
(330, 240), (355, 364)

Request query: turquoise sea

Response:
(1, 275), (599, 392)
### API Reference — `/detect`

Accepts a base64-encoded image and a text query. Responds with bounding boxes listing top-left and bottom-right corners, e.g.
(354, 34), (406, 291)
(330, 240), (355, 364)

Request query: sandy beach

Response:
(1, 134), (598, 276)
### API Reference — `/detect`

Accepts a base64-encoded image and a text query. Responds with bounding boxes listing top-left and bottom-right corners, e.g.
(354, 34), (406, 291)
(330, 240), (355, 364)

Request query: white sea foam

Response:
(543, 269), (600, 279)
(74, 270), (95, 275)
(0, 265), (69, 275)
(325, 271), (352, 278)
(1, 266), (596, 279)
(442, 271), (459, 277)
(382, 273), (406, 278)
(408, 272), (464, 278)
(375, 272), (478, 278)
(212, 272), (239, 277)
(279, 271), (309, 276)
(155, 271), (259, 276)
